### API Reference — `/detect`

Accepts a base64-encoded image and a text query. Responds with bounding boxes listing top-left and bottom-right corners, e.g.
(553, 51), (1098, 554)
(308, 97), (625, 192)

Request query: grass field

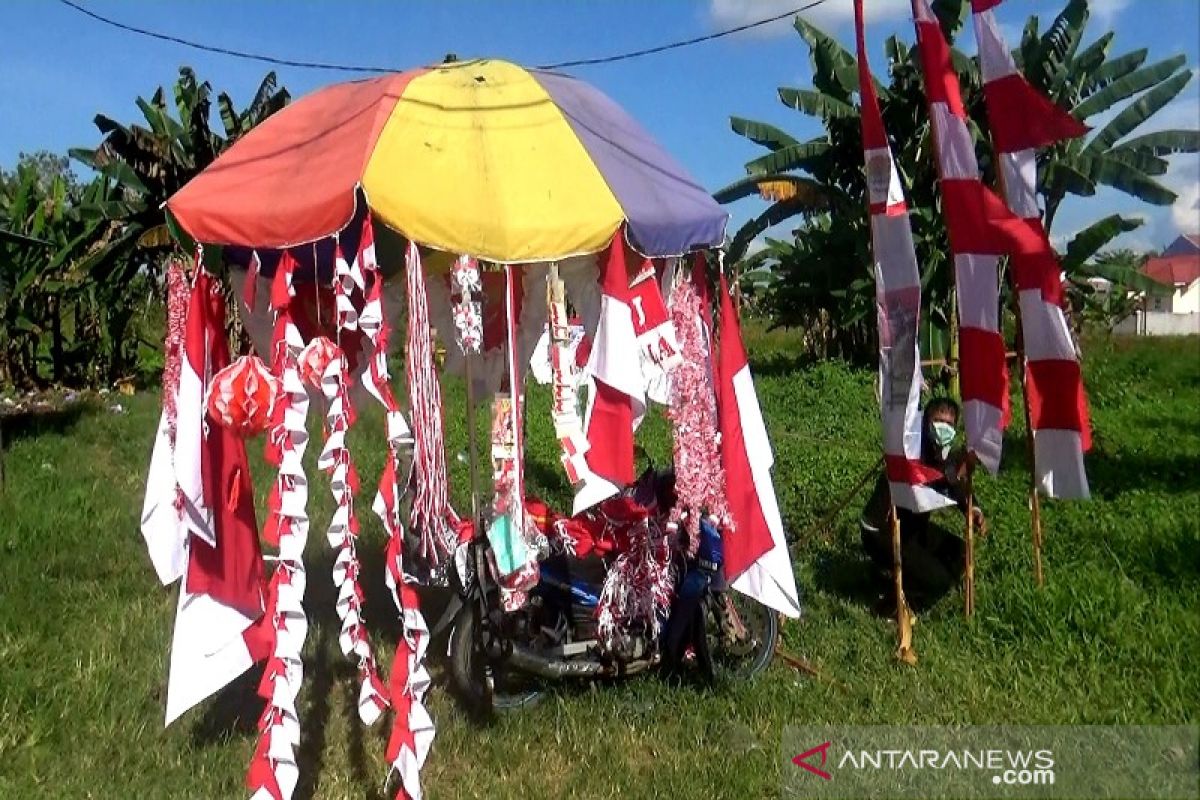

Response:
(1, 331), (1197, 799)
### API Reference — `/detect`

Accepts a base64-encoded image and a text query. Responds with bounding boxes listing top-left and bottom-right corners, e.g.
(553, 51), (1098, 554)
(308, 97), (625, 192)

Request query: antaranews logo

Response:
(792, 742), (833, 780)
(784, 725), (1198, 800)
(791, 740), (1055, 787)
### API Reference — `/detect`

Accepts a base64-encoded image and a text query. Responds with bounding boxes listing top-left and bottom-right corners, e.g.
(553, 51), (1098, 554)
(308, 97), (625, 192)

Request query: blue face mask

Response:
(931, 421), (957, 459)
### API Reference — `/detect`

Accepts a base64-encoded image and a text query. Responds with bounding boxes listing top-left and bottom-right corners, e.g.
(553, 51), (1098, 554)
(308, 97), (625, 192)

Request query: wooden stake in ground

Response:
(889, 504), (917, 665)
(1010, 299), (1046, 587)
(964, 462), (977, 618)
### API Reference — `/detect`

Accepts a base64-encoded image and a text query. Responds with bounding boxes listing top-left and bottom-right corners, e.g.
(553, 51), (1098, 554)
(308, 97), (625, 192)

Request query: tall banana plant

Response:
(70, 67), (290, 266)
(0, 163), (141, 387)
(719, 0), (1198, 360)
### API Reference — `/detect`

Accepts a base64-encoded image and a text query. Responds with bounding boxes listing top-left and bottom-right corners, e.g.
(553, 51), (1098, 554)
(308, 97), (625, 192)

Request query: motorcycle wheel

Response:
(449, 602), (544, 712)
(707, 590), (779, 680)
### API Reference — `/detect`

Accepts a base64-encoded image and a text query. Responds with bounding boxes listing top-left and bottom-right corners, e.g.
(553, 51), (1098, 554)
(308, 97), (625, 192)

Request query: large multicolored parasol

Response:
(167, 59), (727, 261)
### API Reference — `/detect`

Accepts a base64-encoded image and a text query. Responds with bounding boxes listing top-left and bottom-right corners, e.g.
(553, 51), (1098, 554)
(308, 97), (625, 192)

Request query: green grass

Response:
(1, 333), (1197, 799)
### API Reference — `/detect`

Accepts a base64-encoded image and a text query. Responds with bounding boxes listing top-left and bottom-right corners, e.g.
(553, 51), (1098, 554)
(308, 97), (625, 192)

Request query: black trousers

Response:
(860, 509), (965, 604)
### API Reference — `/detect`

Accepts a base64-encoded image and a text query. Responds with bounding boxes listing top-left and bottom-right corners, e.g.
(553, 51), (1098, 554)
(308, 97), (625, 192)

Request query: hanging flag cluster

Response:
(140, 229), (805, 799)
(142, 262), (266, 728)
(970, 0), (1092, 499)
(853, 0), (956, 513)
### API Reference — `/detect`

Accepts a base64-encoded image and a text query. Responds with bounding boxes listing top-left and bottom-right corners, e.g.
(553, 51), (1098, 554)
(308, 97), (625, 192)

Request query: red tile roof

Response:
(1142, 254), (1200, 287)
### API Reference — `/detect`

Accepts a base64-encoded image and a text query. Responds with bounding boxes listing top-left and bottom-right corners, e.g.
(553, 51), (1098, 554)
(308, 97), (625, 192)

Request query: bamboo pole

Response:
(890, 505), (917, 665)
(1011, 290), (1045, 587)
(964, 462), (977, 617)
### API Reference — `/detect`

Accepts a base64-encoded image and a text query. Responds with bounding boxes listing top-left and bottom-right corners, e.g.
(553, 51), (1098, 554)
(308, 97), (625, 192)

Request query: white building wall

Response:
(1173, 280), (1200, 314)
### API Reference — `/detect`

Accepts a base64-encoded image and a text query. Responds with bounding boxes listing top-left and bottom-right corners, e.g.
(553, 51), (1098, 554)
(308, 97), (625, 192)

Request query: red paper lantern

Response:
(298, 336), (340, 389)
(207, 355), (279, 437)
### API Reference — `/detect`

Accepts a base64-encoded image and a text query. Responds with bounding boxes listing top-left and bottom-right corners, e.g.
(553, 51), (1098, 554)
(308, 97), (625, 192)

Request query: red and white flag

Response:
(575, 235), (645, 513)
(972, 0), (1092, 499)
(149, 271), (264, 725)
(855, 0), (955, 513)
(717, 274), (800, 618)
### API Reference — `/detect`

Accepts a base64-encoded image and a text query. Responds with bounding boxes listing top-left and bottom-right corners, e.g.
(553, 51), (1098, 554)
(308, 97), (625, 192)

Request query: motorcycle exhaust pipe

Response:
(505, 643), (604, 679)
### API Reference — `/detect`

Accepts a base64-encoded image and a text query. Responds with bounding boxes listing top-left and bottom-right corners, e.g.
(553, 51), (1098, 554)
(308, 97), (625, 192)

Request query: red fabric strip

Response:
(885, 454), (945, 486)
(854, 0), (888, 150)
(916, 20), (968, 118)
(1026, 359), (1092, 449)
(585, 380), (636, 485)
(959, 326), (1009, 409)
(984, 75), (1088, 154)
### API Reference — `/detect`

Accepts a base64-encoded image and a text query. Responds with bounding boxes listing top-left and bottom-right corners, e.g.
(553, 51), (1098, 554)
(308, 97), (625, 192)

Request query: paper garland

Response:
(248, 250), (311, 800)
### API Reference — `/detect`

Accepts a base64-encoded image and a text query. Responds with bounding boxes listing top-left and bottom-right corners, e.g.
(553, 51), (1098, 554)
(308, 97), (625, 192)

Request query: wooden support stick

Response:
(964, 469), (976, 618)
(890, 504), (917, 665)
(789, 455), (884, 549)
(1010, 297), (1046, 587)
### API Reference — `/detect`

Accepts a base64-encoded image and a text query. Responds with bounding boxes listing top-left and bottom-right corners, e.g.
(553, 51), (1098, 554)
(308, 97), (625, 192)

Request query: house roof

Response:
(1142, 254), (1200, 287)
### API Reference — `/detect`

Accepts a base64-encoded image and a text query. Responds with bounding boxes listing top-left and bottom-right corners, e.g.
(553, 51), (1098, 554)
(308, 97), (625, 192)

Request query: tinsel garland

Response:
(595, 502), (674, 652)
(666, 276), (730, 552)
(163, 257), (190, 446)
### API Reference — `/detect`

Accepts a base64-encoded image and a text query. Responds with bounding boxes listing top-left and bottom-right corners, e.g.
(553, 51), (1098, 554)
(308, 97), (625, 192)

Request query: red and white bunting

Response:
(247, 250), (311, 800)
(971, 0), (1092, 499)
(912, 0), (1010, 474)
(310, 332), (390, 726)
(855, 0), (955, 512)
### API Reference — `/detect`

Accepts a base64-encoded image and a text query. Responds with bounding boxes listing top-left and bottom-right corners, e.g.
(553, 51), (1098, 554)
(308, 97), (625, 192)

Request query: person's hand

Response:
(971, 507), (987, 538)
(956, 450), (979, 483)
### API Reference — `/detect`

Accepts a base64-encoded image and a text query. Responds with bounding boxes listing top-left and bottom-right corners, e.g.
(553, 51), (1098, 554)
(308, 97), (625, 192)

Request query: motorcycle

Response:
(435, 466), (780, 712)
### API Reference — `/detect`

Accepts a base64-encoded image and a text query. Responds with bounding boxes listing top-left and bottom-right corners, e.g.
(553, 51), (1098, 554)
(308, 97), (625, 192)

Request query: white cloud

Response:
(1088, 0), (1131, 26)
(708, 0), (910, 37)
(1172, 181), (1200, 235)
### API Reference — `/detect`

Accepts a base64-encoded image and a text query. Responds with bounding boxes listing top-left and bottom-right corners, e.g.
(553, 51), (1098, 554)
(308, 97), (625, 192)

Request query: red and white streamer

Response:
(404, 242), (454, 563)
(310, 333), (390, 726)
(352, 217), (432, 800)
(856, 0), (955, 512)
(248, 250), (311, 800)
(971, 0), (1092, 499)
(912, 0), (1011, 474)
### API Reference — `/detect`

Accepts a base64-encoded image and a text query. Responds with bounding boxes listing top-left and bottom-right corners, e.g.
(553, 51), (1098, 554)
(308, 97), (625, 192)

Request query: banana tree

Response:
(718, 0), (1198, 360)
(70, 67), (290, 270)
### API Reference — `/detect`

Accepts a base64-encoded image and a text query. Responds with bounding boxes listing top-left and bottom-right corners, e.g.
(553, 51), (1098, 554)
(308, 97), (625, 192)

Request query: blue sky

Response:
(1, 0), (1197, 252)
